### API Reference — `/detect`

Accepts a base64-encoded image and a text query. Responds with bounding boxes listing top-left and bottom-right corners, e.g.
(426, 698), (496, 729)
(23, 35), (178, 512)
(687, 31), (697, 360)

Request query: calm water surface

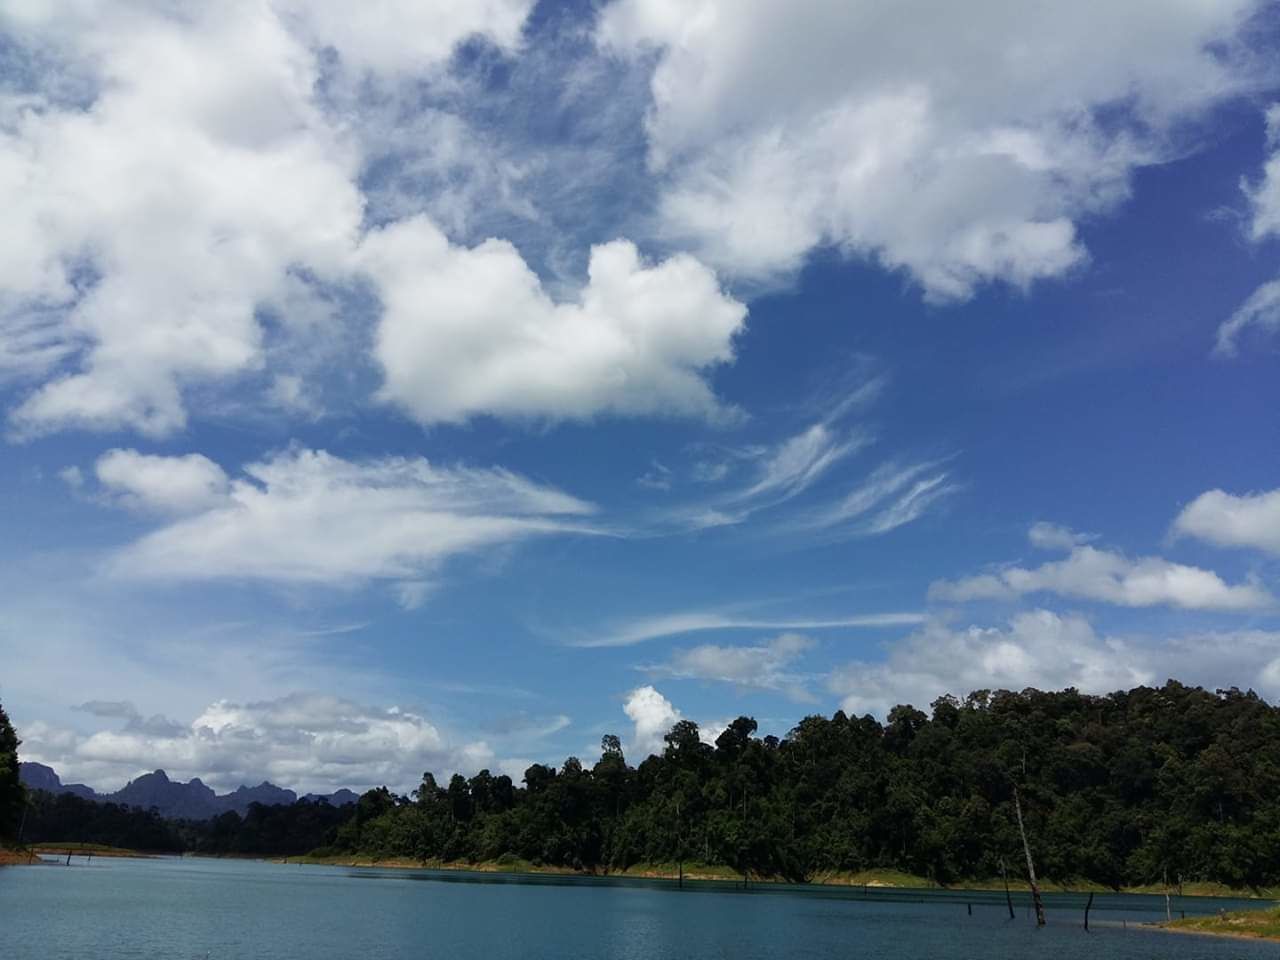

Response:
(2, 855), (1274, 959)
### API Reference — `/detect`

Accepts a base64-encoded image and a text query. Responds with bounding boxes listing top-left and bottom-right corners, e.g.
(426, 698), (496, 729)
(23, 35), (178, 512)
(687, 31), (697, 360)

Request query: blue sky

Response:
(2, 0), (1280, 794)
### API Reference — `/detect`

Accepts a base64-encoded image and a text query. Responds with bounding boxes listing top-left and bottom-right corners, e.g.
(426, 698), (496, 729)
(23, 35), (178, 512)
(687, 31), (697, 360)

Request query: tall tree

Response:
(0, 701), (26, 841)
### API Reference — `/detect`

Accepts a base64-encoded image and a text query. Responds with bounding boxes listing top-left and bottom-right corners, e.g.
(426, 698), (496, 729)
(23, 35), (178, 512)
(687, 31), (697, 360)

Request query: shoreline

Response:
(1155, 907), (1280, 943)
(13, 844), (1280, 925)
(266, 856), (1280, 902)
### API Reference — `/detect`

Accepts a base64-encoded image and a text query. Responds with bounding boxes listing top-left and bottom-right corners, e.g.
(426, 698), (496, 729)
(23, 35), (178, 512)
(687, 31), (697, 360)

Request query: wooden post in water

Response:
(1000, 857), (1015, 921)
(1013, 788), (1045, 927)
(1163, 867), (1172, 922)
(65, 849), (72, 865)
(1083, 891), (1094, 932)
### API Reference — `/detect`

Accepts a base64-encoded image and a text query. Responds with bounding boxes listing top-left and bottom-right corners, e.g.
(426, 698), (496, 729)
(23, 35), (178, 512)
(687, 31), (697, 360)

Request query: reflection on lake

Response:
(2, 855), (1273, 959)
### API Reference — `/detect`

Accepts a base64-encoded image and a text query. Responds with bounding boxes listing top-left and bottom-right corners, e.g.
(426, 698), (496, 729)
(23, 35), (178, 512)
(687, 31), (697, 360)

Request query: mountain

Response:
(113, 770), (220, 820)
(222, 781), (297, 809)
(19, 762), (98, 801)
(19, 763), (356, 820)
(303, 788), (358, 806)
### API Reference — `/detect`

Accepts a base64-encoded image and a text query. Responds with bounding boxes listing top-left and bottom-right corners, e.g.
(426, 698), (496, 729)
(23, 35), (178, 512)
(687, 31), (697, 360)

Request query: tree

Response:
(0, 700), (24, 842)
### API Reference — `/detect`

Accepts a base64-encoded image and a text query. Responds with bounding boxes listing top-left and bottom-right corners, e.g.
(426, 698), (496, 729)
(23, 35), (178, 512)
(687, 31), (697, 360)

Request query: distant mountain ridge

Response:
(19, 762), (357, 820)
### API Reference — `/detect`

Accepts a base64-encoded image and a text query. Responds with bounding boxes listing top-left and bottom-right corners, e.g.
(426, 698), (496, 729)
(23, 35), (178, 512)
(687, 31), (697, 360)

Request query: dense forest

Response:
(13, 682), (1280, 889)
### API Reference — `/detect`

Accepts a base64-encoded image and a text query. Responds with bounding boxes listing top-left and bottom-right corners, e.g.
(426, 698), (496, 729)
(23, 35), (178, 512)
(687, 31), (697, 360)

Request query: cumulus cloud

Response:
(829, 611), (1280, 718)
(1174, 487), (1280, 555)
(599, 0), (1266, 298)
(0, 1), (366, 436)
(931, 544), (1270, 611)
(108, 447), (597, 589)
(647, 632), (816, 701)
(0, 0), (751, 437)
(22, 692), (493, 794)
(359, 217), (746, 425)
(622, 685), (683, 760)
(94, 449), (230, 514)
(931, 524), (1272, 611)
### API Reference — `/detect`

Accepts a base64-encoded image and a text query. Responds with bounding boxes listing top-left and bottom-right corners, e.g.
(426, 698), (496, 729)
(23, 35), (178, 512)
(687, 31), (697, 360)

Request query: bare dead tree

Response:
(1013, 787), (1045, 927)
(1000, 857), (1016, 920)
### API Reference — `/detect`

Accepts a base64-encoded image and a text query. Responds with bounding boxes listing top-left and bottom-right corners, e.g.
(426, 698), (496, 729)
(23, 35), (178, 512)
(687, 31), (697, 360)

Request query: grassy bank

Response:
(1163, 906), (1280, 941)
(277, 856), (1279, 901)
(29, 842), (156, 858)
(0, 846), (35, 865)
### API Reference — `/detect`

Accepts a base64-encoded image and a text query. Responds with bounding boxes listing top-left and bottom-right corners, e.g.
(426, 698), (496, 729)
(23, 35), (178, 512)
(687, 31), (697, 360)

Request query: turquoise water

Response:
(2, 855), (1274, 959)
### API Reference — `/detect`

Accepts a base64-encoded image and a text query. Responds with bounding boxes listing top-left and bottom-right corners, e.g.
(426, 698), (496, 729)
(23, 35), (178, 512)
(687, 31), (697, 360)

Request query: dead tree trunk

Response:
(1013, 787), (1045, 927)
(1163, 867), (1172, 921)
(1000, 857), (1016, 920)
(1084, 891), (1094, 932)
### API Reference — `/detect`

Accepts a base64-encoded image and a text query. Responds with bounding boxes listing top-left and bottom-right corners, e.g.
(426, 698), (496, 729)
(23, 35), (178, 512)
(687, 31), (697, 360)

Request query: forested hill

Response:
(16, 682), (1280, 889)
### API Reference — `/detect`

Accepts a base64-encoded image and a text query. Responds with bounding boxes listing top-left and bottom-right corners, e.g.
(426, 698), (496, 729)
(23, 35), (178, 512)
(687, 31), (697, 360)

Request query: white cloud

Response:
(94, 449), (230, 514)
(20, 691), (492, 794)
(274, 0), (532, 77)
(636, 460), (673, 491)
(622, 684), (682, 761)
(931, 543), (1272, 611)
(829, 610), (1280, 718)
(1028, 521), (1095, 551)
(1246, 104), (1280, 241)
(1217, 278), (1280, 356)
(797, 460), (956, 536)
(108, 447), (597, 588)
(658, 422), (874, 532)
(57, 465), (84, 489)
(2, 0), (753, 437)
(1216, 105), (1280, 354)
(359, 217), (746, 425)
(574, 610), (926, 648)
(1, 1), (366, 436)
(1174, 487), (1280, 555)
(830, 610), (1150, 717)
(648, 632), (816, 700)
(732, 423), (866, 504)
(599, 0), (1265, 298)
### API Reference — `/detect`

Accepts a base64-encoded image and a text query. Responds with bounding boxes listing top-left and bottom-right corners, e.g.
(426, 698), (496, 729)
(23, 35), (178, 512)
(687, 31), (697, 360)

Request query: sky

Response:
(2, 0), (1280, 795)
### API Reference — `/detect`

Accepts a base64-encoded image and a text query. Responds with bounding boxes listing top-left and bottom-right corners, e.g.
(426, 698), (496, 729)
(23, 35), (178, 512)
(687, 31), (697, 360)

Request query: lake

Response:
(2, 855), (1274, 959)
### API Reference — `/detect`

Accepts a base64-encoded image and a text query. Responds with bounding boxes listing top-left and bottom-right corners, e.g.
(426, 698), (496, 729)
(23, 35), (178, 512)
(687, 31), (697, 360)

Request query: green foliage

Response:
(0, 700), (24, 841)
(326, 682), (1280, 889)
(21, 789), (351, 855)
(22, 790), (183, 851)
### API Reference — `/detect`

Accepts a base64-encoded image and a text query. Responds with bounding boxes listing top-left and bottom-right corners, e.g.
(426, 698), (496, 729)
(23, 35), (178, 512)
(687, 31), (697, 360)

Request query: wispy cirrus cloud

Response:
(568, 609), (925, 648)
(1217, 105), (1280, 355)
(788, 459), (958, 538)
